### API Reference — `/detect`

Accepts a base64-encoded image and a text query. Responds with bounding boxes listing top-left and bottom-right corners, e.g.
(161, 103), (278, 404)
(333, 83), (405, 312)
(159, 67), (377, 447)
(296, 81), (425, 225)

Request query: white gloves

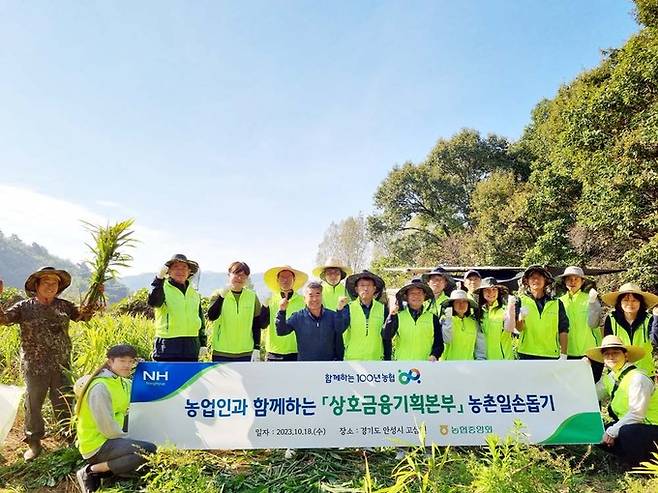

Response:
(588, 288), (598, 303)
(653, 306), (658, 317)
(251, 349), (261, 362)
(198, 346), (208, 360)
(156, 265), (169, 279)
(444, 307), (453, 319)
(559, 353), (568, 361)
(518, 306), (529, 321)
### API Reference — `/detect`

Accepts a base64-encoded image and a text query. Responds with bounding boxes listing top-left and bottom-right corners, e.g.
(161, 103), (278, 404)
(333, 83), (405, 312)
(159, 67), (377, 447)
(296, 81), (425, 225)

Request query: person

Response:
(382, 279), (443, 361)
(421, 266), (454, 316)
(312, 258), (352, 310)
(515, 265), (569, 360)
(75, 344), (157, 492)
(147, 254), (206, 362)
(0, 267), (100, 460)
(275, 282), (349, 361)
(440, 289), (486, 361)
(462, 269), (482, 302)
(342, 271), (388, 361)
(555, 266), (603, 380)
(474, 277), (514, 360)
(586, 335), (658, 467)
(207, 261), (262, 362)
(260, 265), (308, 361)
(602, 283), (658, 377)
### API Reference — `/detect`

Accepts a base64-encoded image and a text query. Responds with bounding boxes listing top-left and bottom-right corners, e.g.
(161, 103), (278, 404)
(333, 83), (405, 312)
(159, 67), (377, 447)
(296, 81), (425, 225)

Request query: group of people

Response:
(1, 257), (658, 492)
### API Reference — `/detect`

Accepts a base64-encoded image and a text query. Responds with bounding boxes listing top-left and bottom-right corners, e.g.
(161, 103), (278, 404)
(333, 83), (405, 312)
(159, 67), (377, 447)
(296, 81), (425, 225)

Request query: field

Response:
(1, 315), (658, 492)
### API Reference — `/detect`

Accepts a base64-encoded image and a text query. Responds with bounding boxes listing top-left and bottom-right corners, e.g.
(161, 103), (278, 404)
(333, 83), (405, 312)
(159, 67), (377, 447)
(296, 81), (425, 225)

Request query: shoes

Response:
(23, 442), (42, 461)
(76, 464), (100, 493)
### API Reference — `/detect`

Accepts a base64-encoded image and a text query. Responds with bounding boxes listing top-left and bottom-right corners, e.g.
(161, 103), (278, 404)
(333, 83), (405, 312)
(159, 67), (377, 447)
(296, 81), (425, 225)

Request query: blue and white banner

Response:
(128, 361), (603, 449)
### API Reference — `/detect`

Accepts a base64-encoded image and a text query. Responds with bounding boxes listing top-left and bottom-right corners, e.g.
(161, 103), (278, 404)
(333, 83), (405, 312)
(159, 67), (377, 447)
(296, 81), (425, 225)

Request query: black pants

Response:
(518, 353), (557, 360)
(89, 438), (157, 477)
(23, 369), (72, 444)
(603, 423), (658, 467)
(212, 354), (251, 362)
(266, 352), (298, 362)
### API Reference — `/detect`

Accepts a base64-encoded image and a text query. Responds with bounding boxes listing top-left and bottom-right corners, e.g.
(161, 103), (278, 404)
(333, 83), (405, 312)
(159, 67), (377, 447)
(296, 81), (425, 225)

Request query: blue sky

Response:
(0, 1), (639, 276)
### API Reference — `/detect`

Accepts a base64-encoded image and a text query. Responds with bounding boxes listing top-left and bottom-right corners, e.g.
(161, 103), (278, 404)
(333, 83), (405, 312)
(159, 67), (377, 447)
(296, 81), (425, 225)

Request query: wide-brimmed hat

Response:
(601, 282), (658, 308)
(396, 279), (434, 303)
(264, 265), (308, 292)
(345, 270), (385, 299)
(25, 267), (71, 295)
(463, 269), (481, 280)
(421, 266), (455, 285)
(312, 258), (352, 281)
(441, 289), (478, 308)
(585, 335), (646, 363)
(165, 254), (199, 276)
(475, 277), (509, 295)
(521, 265), (554, 284)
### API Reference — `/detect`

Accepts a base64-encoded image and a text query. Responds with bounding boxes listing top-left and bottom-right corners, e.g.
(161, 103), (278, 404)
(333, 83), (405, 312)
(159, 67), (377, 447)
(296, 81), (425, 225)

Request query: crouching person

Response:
(75, 345), (156, 492)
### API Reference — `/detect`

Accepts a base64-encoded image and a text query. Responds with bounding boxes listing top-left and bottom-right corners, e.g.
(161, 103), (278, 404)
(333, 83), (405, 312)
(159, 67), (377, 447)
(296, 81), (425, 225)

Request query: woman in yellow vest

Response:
(343, 270), (387, 360)
(260, 265), (308, 361)
(555, 266), (603, 379)
(75, 345), (156, 493)
(440, 289), (486, 360)
(474, 277), (514, 360)
(601, 283), (658, 377)
(208, 261), (262, 362)
(421, 266), (454, 317)
(312, 258), (352, 310)
(382, 279), (443, 361)
(515, 265), (569, 360)
(586, 335), (658, 467)
(148, 254), (206, 362)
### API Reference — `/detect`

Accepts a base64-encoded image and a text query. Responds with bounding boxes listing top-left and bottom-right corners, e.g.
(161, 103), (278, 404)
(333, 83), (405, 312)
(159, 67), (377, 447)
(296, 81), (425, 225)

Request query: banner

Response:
(0, 384), (25, 446)
(129, 360), (603, 449)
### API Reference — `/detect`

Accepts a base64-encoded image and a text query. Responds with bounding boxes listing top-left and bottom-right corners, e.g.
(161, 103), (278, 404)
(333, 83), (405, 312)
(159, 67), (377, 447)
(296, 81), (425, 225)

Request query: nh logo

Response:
(143, 370), (169, 382)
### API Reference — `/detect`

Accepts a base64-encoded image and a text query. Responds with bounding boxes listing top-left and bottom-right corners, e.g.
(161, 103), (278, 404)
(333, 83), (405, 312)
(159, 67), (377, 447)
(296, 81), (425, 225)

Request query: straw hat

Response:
(345, 270), (385, 299)
(312, 258), (352, 281)
(264, 265), (308, 292)
(164, 254), (199, 276)
(585, 335), (646, 363)
(601, 282), (658, 308)
(24, 267), (72, 295)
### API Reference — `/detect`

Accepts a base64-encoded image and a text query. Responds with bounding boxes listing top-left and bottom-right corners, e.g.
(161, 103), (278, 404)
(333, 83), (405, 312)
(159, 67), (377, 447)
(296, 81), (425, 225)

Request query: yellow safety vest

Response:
(264, 293), (305, 354)
(518, 295), (561, 358)
(211, 289), (257, 354)
(394, 309), (434, 361)
(154, 280), (202, 338)
(344, 300), (385, 360)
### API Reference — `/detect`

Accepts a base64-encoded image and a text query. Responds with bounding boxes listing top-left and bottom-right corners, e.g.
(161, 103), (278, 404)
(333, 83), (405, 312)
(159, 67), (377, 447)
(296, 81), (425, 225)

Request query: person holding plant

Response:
(148, 254), (206, 362)
(555, 266), (603, 380)
(208, 261), (262, 362)
(474, 277), (515, 360)
(312, 258), (352, 310)
(586, 335), (658, 467)
(515, 265), (569, 360)
(440, 289), (486, 360)
(382, 279), (443, 361)
(602, 283), (658, 377)
(0, 267), (101, 461)
(75, 344), (157, 492)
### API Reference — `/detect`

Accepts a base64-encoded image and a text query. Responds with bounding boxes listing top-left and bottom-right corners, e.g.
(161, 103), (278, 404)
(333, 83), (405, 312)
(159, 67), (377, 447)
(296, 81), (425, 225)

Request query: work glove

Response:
(251, 349), (261, 362)
(559, 353), (568, 361)
(588, 288), (598, 303)
(518, 306), (529, 321)
(156, 265), (169, 279)
(198, 346), (208, 360)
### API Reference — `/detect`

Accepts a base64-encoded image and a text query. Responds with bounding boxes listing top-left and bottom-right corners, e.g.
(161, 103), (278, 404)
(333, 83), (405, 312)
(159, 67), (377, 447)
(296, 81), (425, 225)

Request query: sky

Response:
(0, 0), (640, 277)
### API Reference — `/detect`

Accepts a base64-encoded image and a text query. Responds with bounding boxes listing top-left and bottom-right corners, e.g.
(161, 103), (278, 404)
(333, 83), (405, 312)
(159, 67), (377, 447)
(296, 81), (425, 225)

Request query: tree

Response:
(316, 214), (371, 273)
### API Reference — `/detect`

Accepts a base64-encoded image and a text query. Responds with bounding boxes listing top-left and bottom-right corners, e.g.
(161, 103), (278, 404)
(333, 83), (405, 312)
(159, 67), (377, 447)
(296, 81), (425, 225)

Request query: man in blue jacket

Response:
(275, 282), (349, 361)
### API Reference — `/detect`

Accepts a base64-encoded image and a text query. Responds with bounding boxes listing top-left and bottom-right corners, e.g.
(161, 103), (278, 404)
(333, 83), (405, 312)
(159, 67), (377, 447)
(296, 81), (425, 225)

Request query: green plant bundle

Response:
(80, 219), (136, 310)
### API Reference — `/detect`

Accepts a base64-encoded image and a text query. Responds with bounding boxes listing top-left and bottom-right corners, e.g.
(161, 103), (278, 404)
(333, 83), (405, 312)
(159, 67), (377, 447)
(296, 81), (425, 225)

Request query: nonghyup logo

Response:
(398, 368), (421, 385)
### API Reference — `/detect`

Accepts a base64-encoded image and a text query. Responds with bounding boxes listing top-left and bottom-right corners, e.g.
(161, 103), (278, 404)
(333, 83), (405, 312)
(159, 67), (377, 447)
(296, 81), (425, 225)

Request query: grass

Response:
(2, 314), (658, 491)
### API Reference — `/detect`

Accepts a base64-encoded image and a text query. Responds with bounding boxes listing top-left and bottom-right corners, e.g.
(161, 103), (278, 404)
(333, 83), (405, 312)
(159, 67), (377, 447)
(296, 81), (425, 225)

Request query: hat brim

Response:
(601, 289), (658, 308)
(522, 266), (554, 283)
(312, 264), (352, 281)
(345, 272), (385, 299)
(25, 269), (72, 295)
(165, 258), (199, 276)
(421, 271), (456, 285)
(585, 344), (646, 364)
(474, 284), (509, 295)
(397, 282), (434, 302)
(264, 266), (309, 292)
